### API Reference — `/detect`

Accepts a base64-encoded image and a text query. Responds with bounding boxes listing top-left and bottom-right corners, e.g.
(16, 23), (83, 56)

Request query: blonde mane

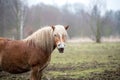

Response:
(23, 25), (68, 53)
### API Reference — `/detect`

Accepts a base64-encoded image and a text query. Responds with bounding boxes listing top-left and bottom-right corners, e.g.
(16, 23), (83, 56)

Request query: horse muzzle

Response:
(58, 48), (64, 53)
(57, 43), (65, 53)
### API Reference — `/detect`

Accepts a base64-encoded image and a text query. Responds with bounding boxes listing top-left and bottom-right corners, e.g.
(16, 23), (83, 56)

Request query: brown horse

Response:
(0, 25), (69, 80)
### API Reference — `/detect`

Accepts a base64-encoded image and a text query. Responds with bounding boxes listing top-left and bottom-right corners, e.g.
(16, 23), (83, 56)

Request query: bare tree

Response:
(91, 5), (101, 43)
(11, 0), (27, 39)
(20, 0), (27, 39)
(89, 0), (106, 43)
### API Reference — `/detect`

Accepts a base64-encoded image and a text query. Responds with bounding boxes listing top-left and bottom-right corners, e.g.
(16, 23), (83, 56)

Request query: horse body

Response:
(0, 25), (69, 80)
(0, 38), (30, 73)
(0, 38), (51, 74)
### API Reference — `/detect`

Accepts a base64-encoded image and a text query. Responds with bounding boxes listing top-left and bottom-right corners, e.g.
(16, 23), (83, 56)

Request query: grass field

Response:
(0, 42), (120, 80)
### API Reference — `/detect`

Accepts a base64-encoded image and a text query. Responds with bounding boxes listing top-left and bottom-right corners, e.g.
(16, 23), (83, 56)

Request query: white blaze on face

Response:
(57, 33), (65, 49)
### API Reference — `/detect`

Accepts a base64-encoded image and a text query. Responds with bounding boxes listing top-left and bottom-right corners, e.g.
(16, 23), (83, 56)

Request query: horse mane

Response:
(23, 26), (54, 53)
(23, 25), (68, 53)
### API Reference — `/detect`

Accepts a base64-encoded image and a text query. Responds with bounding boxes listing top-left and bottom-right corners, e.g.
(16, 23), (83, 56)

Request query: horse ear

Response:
(65, 25), (69, 30)
(51, 26), (55, 31)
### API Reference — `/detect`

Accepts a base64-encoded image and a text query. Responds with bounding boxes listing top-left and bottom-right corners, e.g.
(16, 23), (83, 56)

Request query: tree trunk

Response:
(96, 19), (101, 43)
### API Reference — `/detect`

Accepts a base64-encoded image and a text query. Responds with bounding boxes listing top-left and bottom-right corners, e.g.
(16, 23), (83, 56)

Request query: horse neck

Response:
(23, 28), (55, 54)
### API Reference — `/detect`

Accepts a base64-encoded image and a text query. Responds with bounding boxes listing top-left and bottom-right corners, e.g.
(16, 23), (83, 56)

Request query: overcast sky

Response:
(28, 0), (120, 11)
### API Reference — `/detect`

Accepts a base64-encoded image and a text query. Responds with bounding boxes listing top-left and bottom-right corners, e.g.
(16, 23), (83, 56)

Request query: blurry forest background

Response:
(0, 0), (120, 43)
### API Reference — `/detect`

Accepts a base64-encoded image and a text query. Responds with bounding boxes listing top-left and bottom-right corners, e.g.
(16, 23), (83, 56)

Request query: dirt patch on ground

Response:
(45, 67), (120, 80)
(0, 67), (120, 80)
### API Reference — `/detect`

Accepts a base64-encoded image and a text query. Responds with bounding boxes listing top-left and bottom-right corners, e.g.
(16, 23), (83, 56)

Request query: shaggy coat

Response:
(0, 25), (69, 80)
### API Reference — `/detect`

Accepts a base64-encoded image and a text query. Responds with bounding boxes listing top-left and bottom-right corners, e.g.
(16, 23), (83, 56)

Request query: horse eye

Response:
(54, 34), (57, 37)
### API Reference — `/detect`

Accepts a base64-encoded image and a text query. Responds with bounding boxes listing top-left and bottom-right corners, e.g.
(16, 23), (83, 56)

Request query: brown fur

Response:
(0, 25), (69, 80)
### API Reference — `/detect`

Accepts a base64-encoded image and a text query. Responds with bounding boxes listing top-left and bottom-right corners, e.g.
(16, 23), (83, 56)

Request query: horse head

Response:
(51, 25), (69, 53)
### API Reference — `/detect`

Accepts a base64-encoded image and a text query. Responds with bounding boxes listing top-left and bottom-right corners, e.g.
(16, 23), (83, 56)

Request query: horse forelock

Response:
(53, 25), (68, 40)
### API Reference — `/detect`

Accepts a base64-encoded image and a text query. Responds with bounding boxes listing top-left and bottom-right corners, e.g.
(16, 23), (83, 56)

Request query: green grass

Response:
(46, 42), (120, 79)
